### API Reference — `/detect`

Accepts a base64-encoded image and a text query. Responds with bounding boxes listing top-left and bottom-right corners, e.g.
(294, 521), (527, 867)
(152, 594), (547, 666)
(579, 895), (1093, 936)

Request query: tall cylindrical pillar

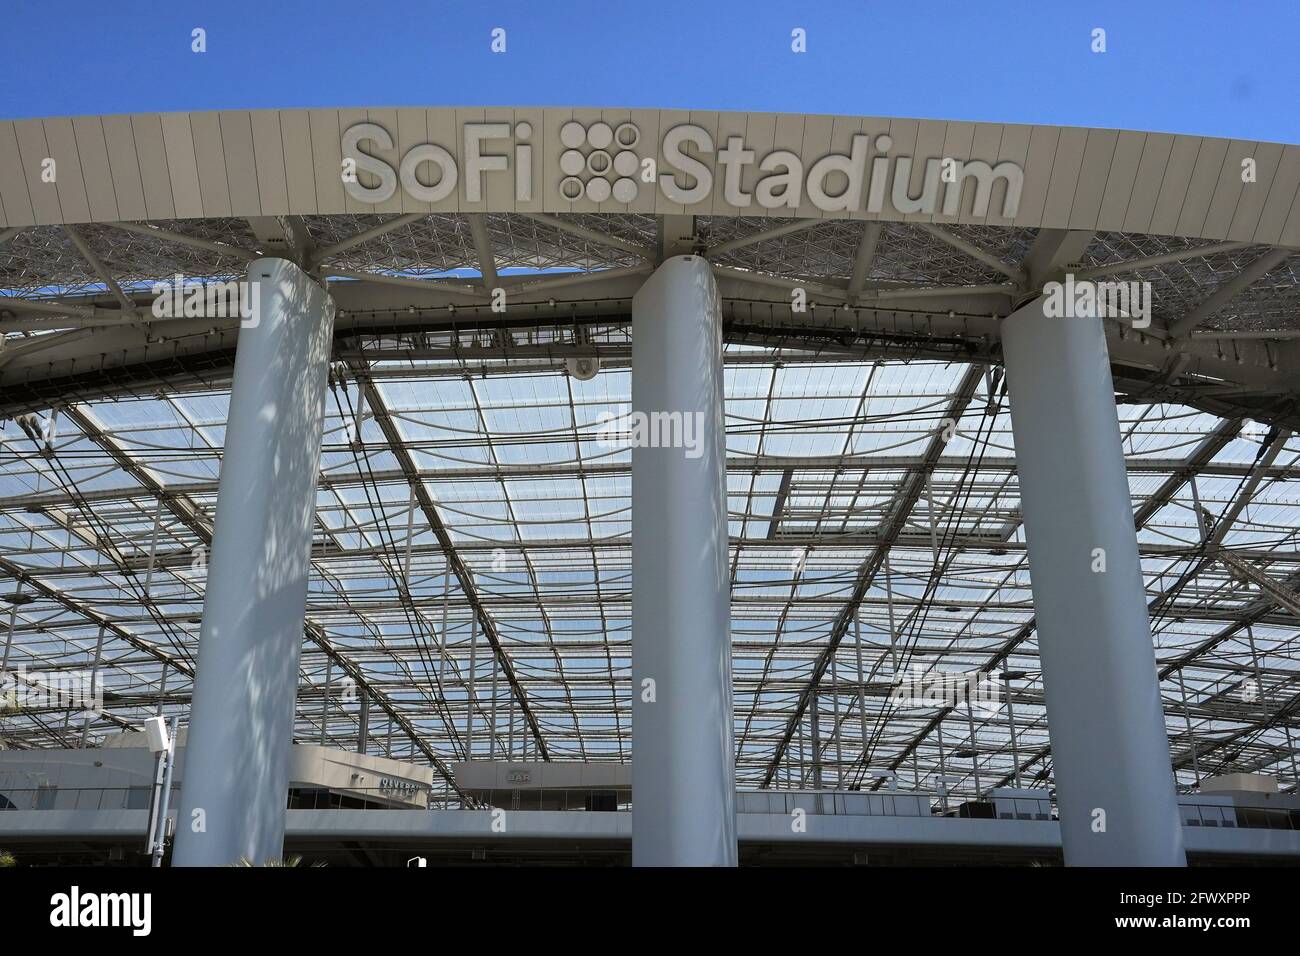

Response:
(172, 258), (335, 866)
(1000, 294), (1185, 866)
(631, 255), (737, 866)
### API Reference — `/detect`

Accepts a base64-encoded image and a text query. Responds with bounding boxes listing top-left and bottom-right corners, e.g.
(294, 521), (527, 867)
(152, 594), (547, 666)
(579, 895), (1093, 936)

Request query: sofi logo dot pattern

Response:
(558, 120), (641, 203)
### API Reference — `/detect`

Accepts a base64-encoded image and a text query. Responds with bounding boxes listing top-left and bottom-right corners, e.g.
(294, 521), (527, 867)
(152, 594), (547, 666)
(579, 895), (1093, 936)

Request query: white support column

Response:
(1000, 295), (1185, 867)
(172, 258), (335, 867)
(631, 255), (737, 867)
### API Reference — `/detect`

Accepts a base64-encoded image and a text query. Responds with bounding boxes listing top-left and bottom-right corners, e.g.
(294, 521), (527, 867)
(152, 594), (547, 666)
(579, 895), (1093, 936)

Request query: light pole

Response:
(143, 715), (178, 867)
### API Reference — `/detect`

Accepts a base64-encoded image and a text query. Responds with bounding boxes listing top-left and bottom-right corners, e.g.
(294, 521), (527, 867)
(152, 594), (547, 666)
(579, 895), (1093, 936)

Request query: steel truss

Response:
(0, 213), (1297, 800)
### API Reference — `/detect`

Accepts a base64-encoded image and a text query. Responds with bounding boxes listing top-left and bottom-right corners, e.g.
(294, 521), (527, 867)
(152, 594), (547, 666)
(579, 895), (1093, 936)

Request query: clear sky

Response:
(2, 0), (1298, 143)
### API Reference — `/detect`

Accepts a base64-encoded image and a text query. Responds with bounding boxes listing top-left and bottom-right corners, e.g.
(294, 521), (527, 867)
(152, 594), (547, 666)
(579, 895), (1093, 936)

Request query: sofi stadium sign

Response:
(341, 119), (1023, 217)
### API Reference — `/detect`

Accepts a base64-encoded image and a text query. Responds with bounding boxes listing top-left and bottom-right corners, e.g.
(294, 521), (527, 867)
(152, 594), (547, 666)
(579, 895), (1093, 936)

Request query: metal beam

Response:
(9, 451), (1300, 514)
(759, 363), (986, 787)
(1076, 241), (1255, 280)
(879, 410), (1254, 791)
(1131, 417), (1243, 528)
(500, 263), (653, 297)
(466, 214), (499, 291)
(710, 264), (849, 302)
(1168, 248), (1294, 338)
(108, 221), (258, 260)
(0, 552), (191, 677)
(520, 213), (656, 260)
(915, 223), (1026, 284)
(346, 363), (551, 759)
(0, 295), (126, 322)
(1022, 229), (1095, 289)
(1218, 552), (1300, 620)
(58, 404), (461, 788)
(706, 219), (821, 258)
(322, 267), (486, 298)
(63, 226), (138, 317)
(1147, 427), (1293, 619)
(766, 468), (794, 540)
(312, 213), (426, 264)
(847, 223), (884, 299)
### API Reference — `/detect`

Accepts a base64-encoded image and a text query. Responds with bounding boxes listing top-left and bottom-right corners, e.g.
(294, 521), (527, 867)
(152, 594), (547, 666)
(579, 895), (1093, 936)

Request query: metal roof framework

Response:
(0, 211), (1298, 801)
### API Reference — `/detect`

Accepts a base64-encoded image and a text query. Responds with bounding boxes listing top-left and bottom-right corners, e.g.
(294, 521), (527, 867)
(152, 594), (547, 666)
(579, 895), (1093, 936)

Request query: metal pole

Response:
(854, 612), (868, 771)
(883, 552), (899, 674)
(143, 499), (163, 596)
(402, 487), (416, 592)
(1287, 724), (1298, 793)
(966, 697), (982, 796)
(155, 665), (167, 716)
(831, 656), (842, 789)
(352, 381), (367, 446)
(1003, 673), (1021, 789)
(810, 688), (823, 789)
(172, 258), (336, 867)
(1178, 670), (1202, 788)
(319, 657), (333, 747)
(797, 713), (806, 786)
(489, 652), (500, 758)
(78, 624), (106, 748)
(507, 693), (515, 758)
(1001, 294), (1185, 867)
(438, 561), (455, 756)
(1, 583), (20, 674)
(925, 472), (940, 565)
(152, 716), (178, 867)
(630, 255), (736, 866)
(1189, 476), (1208, 542)
(936, 721), (949, 813)
(356, 692), (369, 754)
(145, 746), (166, 854)
(466, 615), (477, 760)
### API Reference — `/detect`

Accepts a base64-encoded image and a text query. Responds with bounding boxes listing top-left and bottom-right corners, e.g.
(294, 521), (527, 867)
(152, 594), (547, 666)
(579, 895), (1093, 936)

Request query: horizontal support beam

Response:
(913, 223), (1025, 284)
(1218, 551), (1300, 619)
(706, 219), (822, 257)
(324, 268), (487, 299)
(1168, 248), (1294, 338)
(313, 213), (427, 264)
(518, 213), (656, 260)
(1076, 241), (1256, 280)
(108, 221), (259, 260)
(0, 283), (1295, 430)
(6, 455), (1298, 512)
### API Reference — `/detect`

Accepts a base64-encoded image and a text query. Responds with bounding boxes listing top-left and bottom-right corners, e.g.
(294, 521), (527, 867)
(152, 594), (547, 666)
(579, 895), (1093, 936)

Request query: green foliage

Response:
(0, 849), (16, 867)
(231, 854), (325, 867)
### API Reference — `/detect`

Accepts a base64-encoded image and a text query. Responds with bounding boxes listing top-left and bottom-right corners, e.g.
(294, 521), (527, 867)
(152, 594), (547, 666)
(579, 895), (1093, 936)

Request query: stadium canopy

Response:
(0, 107), (1297, 866)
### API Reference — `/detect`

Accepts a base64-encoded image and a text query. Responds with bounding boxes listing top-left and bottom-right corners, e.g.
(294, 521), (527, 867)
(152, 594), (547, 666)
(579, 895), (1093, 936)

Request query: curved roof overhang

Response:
(0, 106), (1298, 421)
(2, 107), (1299, 241)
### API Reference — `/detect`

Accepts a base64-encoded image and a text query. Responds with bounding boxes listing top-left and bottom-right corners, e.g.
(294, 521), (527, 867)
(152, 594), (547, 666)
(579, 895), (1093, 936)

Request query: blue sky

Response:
(2, 0), (1298, 143)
